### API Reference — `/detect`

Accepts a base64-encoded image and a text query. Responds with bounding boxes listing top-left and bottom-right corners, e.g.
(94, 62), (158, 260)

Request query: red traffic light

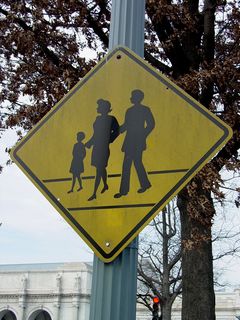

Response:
(153, 296), (160, 304)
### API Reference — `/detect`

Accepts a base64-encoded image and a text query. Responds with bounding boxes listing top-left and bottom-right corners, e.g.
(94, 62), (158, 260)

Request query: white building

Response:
(0, 263), (240, 320)
(0, 263), (92, 320)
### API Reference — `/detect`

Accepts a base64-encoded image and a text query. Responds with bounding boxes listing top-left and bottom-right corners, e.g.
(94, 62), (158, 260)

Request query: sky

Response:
(0, 46), (97, 266)
(0, 129), (93, 264)
(0, 124), (239, 290)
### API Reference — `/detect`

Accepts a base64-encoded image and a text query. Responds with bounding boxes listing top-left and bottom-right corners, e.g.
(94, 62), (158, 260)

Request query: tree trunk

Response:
(178, 185), (216, 320)
(161, 301), (173, 320)
(162, 208), (171, 320)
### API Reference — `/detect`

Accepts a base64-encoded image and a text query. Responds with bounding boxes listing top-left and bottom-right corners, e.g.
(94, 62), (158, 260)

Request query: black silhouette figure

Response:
(114, 89), (155, 198)
(68, 132), (86, 193)
(86, 99), (119, 201)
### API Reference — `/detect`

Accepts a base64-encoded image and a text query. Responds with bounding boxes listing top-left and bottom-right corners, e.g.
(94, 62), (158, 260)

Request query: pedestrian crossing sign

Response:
(11, 46), (232, 262)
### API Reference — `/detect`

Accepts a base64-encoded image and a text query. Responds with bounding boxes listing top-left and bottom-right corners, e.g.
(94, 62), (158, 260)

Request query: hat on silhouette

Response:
(97, 99), (112, 114)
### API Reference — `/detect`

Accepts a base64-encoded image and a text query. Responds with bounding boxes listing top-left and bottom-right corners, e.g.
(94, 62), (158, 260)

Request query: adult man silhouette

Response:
(114, 89), (155, 198)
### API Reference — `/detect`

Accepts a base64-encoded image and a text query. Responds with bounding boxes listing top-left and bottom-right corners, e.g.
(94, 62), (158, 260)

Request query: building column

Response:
(18, 273), (28, 320)
(78, 296), (90, 320)
(72, 273), (81, 320)
(53, 273), (62, 320)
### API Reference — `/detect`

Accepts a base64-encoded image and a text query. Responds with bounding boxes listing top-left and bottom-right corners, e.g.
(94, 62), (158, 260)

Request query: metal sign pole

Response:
(89, 1), (145, 319)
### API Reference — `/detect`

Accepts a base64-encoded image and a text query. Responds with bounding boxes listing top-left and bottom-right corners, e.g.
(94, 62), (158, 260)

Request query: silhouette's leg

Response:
(114, 154), (132, 198)
(77, 176), (83, 191)
(134, 153), (151, 192)
(94, 169), (102, 193)
(88, 168), (101, 201)
(68, 175), (76, 193)
(101, 168), (108, 193)
(120, 154), (132, 194)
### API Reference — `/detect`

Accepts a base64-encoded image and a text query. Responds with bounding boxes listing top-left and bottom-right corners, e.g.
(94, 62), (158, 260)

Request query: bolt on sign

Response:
(11, 46), (232, 262)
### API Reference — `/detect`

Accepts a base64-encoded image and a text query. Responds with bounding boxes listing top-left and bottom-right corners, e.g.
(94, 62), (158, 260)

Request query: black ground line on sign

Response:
(42, 168), (189, 183)
(68, 203), (156, 211)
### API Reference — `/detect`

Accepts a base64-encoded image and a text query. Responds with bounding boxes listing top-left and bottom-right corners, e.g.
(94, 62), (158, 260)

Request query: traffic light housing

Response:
(152, 296), (160, 320)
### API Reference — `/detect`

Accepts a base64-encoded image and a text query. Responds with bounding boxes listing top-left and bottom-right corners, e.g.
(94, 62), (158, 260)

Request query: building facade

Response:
(0, 263), (240, 320)
(0, 263), (92, 320)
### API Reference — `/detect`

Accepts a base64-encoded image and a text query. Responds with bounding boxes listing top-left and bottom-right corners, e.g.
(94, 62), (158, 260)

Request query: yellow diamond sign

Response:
(11, 47), (232, 262)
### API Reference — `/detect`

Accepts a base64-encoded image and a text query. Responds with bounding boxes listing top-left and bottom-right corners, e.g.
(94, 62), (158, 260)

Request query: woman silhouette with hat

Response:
(86, 99), (119, 201)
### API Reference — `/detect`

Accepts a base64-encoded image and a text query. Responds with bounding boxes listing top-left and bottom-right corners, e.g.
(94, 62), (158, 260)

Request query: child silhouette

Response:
(68, 132), (86, 193)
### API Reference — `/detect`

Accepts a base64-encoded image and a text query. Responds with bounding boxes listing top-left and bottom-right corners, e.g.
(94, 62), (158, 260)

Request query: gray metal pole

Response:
(109, 0), (145, 54)
(89, 1), (145, 320)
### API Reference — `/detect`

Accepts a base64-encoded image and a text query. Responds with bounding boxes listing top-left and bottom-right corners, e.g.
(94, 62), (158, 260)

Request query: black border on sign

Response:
(13, 47), (231, 260)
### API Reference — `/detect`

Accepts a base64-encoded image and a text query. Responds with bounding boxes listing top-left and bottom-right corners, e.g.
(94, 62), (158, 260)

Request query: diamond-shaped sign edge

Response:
(11, 46), (232, 262)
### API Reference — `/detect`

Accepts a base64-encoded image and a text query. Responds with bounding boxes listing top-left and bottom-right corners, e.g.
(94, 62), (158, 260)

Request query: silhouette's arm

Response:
(85, 136), (94, 148)
(119, 111), (128, 133)
(145, 109), (155, 136)
(119, 124), (126, 133)
(82, 146), (87, 158)
(110, 117), (120, 143)
(72, 144), (77, 156)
